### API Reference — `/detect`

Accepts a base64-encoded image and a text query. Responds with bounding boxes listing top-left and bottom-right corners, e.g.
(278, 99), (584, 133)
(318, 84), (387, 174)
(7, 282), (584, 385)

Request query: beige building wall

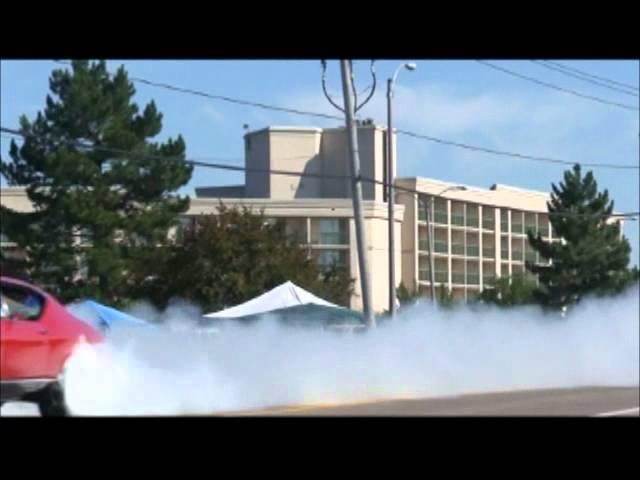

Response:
(265, 128), (322, 199)
(244, 129), (271, 198)
(398, 176), (554, 297)
(243, 125), (394, 201)
(0, 187), (35, 213)
(0, 187), (35, 249)
(398, 188), (418, 293)
(346, 213), (403, 313)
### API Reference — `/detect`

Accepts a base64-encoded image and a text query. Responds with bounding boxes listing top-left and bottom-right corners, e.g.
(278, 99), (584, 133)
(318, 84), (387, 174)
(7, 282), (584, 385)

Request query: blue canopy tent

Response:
(67, 299), (150, 333)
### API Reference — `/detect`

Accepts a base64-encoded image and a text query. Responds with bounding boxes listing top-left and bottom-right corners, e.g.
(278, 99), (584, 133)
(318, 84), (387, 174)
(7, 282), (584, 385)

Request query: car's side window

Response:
(0, 284), (45, 322)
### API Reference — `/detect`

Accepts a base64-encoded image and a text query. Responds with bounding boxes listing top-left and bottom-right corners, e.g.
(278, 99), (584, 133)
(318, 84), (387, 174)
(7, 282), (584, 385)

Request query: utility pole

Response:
(387, 63), (416, 317)
(387, 77), (396, 317)
(320, 59), (376, 328)
(340, 60), (375, 327)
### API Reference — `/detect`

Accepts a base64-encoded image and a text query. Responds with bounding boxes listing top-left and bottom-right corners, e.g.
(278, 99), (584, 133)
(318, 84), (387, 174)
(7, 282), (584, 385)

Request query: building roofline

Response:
(489, 183), (550, 197)
(322, 124), (388, 132)
(397, 176), (550, 197)
(244, 126), (323, 137)
(244, 124), (389, 138)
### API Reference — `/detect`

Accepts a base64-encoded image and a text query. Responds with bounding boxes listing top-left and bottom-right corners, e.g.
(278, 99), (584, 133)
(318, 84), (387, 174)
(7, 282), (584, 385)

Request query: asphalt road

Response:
(1, 386), (638, 417)
(227, 386), (640, 417)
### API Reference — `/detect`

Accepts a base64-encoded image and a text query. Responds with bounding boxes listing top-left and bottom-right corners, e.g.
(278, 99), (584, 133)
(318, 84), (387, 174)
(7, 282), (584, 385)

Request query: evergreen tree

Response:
(477, 274), (536, 307)
(134, 204), (355, 312)
(526, 164), (636, 310)
(0, 60), (193, 305)
(436, 283), (459, 308)
(396, 282), (421, 307)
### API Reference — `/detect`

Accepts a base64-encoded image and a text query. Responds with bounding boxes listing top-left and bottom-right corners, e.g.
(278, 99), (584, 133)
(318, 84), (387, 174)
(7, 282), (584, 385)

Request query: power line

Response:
(395, 129), (638, 170)
(52, 60), (343, 122)
(544, 60), (639, 92)
(2, 126), (638, 221)
(1, 133), (21, 142)
(530, 60), (639, 97)
(48, 60), (639, 171)
(476, 60), (639, 112)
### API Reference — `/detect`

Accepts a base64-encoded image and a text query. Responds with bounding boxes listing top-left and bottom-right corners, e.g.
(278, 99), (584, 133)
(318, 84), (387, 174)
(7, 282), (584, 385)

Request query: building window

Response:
(284, 218), (307, 244)
(433, 198), (447, 224)
(482, 207), (495, 231)
(311, 218), (348, 245)
(539, 215), (550, 237)
(466, 205), (479, 228)
(501, 209), (509, 233)
(525, 212), (537, 236)
(312, 249), (348, 272)
(525, 242), (538, 263)
(511, 210), (524, 234)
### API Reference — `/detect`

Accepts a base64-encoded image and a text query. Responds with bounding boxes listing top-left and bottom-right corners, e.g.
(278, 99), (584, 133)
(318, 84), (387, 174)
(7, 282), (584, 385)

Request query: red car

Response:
(0, 276), (103, 416)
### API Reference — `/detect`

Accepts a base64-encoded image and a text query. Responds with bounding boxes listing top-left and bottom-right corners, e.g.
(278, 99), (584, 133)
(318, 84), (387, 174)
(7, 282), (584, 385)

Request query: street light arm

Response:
(350, 61), (359, 114)
(390, 62), (417, 99)
(355, 60), (377, 112)
(321, 60), (345, 113)
(389, 64), (408, 98)
(436, 186), (467, 197)
(390, 65), (404, 92)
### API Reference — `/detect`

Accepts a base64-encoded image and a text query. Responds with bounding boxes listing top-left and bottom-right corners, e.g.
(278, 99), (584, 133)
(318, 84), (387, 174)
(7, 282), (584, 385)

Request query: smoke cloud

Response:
(4, 286), (639, 416)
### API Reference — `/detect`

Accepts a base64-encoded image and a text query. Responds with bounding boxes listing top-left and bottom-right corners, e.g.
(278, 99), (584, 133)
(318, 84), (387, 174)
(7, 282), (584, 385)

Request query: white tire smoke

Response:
(61, 286), (638, 416)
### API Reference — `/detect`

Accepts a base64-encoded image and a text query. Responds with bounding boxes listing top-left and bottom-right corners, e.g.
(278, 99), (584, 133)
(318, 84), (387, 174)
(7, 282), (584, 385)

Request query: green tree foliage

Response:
(436, 283), (459, 309)
(477, 274), (536, 307)
(526, 164), (636, 310)
(134, 204), (355, 312)
(396, 282), (421, 307)
(0, 60), (192, 305)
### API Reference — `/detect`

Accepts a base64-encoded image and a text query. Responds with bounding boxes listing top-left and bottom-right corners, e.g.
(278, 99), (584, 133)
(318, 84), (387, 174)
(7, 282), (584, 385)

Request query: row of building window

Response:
(170, 216), (352, 274)
(418, 241), (548, 262)
(418, 202), (553, 237)
(418, 268), (539, 287)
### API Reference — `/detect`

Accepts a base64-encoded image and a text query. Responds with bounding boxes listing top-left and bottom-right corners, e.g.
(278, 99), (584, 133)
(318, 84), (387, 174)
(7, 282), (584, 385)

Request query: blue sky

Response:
(1, 59), (638, 265)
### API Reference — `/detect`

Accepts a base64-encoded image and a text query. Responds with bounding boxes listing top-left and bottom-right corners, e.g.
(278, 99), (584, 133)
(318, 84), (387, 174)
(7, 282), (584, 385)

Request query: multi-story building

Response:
(0, 122), (625, 311)
(192, 124), (403, 313)
(396, 178), (557, 302)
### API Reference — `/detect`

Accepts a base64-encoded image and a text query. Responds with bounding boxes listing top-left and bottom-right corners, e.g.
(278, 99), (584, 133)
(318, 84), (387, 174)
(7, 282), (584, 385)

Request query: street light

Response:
(421, 185), (467, 303)
(387, 62), (416, 318)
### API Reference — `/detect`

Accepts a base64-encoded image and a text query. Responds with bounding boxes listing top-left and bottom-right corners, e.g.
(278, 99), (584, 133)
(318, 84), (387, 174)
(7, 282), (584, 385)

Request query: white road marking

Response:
(593, 407), (639, 417)
(0, 402), (40, 416)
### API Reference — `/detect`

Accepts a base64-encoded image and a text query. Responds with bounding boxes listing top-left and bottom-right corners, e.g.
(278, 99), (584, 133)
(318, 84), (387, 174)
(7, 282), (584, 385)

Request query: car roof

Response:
(0, 276), (51, 298)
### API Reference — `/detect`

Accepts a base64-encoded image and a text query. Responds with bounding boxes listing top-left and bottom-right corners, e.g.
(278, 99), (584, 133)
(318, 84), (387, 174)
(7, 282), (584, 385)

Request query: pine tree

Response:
(477, 275), (536, 307)
(396, 282), (419, 306)
(0, 60), (193, 305)
(526, 164), (636, 310)
(436, 283), (459, 308)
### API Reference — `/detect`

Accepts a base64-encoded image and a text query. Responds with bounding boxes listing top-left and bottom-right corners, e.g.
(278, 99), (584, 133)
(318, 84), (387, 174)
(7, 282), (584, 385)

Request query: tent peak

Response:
(205, 281), (337, 318)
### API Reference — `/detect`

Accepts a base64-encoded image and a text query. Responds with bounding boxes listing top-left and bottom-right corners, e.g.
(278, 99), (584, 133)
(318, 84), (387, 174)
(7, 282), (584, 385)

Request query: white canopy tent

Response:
(204, 281), (338, 318)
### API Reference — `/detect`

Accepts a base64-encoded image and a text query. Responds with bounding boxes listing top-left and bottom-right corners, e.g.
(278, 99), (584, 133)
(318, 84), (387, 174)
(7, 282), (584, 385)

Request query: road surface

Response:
(226, 386), (639, 416)
(1, 386), (638, 416)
